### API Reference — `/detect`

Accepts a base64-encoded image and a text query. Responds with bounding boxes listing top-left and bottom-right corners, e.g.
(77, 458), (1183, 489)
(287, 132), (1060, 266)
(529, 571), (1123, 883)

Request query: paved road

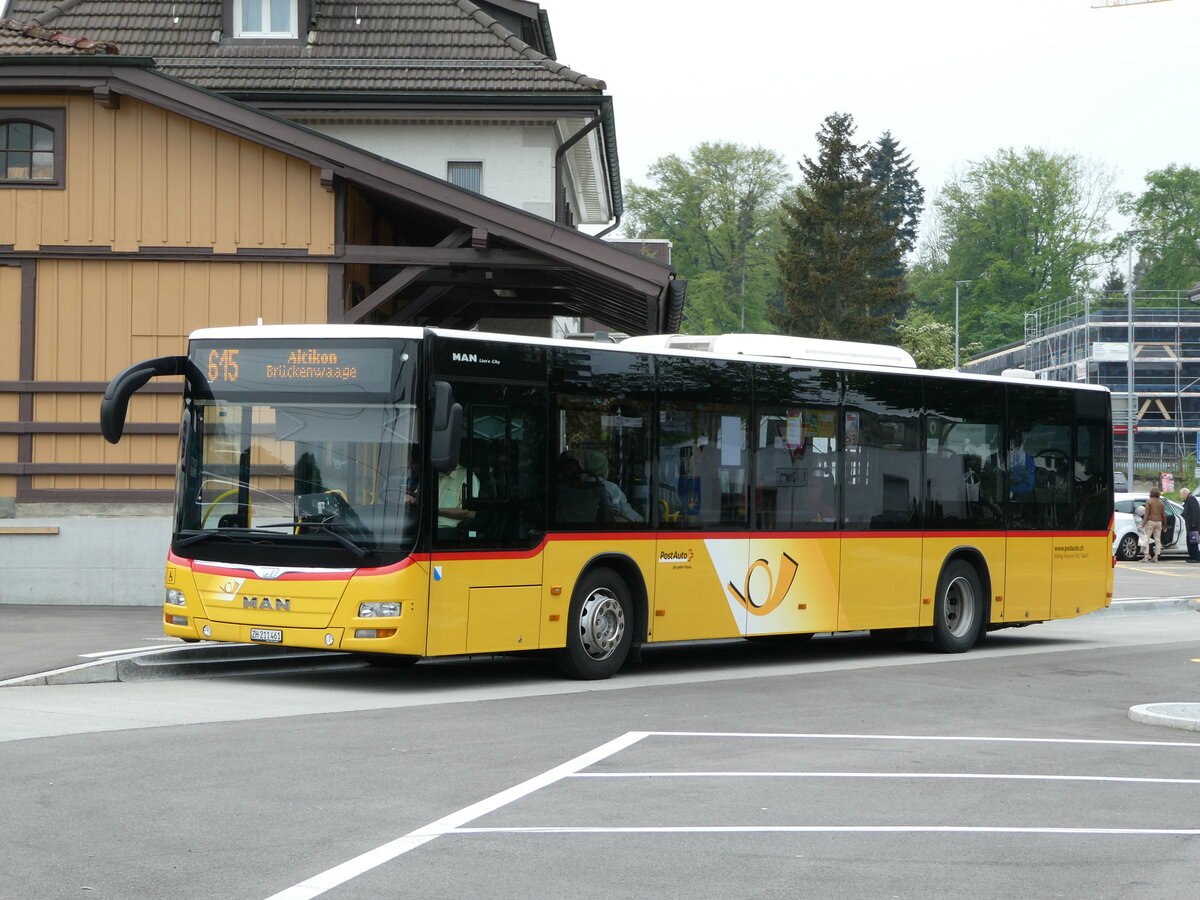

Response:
(3, 589), (1200, 898)
(1, 558), (1195, 684)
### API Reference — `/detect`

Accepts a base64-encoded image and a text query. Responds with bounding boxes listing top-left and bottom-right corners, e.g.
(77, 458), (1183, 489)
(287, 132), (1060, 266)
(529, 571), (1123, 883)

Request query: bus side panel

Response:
(838, 534), (923, 631)
(1050, 533), (1112, 619)
(1004, 534), (1052, 622)
(426, 552), (542, 656)
(540, 535), (657, 648)
(919, 537), (1006, 628)
(650, 535), (742, 642)
(742, 534), (840, 635)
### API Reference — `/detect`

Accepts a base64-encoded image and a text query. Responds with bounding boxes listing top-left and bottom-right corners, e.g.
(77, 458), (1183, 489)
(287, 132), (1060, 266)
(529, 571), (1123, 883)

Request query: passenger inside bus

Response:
(554, 451), (610, 524)
(582, 451), (643, 523)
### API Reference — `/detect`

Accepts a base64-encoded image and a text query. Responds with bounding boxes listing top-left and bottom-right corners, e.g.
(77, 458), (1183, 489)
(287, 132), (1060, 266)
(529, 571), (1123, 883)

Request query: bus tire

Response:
(552, 567), (633, 680)
(931, 559), (984, 653)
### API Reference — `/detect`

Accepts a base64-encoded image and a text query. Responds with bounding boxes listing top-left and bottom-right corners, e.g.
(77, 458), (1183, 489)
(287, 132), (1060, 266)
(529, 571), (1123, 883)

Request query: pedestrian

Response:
(1182, 487), (1200, 563)
(1141, 489), (1166, 562)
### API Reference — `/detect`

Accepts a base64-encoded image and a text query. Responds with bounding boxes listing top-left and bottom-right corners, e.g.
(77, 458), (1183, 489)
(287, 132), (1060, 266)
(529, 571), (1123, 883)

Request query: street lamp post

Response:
(1125, 228), (1145, 487)
(954, 280), (971, 370)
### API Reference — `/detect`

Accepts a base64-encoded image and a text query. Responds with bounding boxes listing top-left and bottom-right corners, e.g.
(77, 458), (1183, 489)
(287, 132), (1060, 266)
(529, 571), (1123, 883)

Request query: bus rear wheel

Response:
(932, 560), (984, 653)
(552, 567), (633, 680)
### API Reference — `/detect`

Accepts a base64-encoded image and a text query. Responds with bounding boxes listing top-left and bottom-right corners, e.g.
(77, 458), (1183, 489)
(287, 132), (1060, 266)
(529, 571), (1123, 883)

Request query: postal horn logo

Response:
(727, 553), (799, 616)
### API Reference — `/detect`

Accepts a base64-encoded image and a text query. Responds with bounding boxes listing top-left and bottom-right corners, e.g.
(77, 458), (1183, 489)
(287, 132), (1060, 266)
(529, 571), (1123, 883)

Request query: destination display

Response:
(189, 341), (397, 395)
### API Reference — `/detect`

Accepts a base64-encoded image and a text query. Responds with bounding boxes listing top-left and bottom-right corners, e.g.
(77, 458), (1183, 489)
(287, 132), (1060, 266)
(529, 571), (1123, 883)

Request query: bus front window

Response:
(174, 398), (420, 563)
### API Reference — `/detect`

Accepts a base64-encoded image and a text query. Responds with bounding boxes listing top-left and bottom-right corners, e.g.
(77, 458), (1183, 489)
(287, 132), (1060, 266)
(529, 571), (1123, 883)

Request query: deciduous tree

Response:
(908, 148), (1115, 350)
(1122, 165), (1200, 291)
(623, 142), (790, 333)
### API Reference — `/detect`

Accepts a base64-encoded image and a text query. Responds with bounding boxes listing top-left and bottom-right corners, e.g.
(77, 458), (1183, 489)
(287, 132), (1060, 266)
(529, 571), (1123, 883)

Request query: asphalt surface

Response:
(3, 560), (1200, 730)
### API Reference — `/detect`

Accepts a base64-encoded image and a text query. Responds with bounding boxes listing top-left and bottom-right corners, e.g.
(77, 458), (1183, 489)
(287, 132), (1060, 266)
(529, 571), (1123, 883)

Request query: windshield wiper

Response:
(175, 522), (371, 557)
(276, 520), (371, 558)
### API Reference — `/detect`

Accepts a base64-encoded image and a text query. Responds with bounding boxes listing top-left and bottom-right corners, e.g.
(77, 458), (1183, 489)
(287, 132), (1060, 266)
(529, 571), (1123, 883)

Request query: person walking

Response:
(1141, 489), (1166, 562)
(1182, 487), (1200, 563)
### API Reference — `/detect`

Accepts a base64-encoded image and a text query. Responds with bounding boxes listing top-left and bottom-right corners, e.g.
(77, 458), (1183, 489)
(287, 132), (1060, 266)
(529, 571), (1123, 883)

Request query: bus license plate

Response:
(250, 628), (282, 643)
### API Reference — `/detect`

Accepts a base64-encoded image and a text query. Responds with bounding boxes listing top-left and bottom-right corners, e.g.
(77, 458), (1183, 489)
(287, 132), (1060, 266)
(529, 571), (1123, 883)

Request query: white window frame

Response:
(233, 0), (299, 39)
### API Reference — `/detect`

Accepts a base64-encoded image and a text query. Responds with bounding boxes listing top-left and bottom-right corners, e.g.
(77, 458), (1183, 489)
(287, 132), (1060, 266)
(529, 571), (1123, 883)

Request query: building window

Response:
(0, 109), (65, 188)
(447, 161), (482, 193)
(234, 0), (298, 38)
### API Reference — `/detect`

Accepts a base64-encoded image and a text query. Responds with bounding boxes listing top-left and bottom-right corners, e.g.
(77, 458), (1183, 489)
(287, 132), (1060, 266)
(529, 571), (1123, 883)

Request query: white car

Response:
(1112, 492), (1186, 560)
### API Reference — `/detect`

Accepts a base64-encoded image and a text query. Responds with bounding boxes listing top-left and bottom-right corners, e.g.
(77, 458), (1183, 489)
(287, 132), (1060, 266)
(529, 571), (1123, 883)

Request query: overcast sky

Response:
(546, 0), (1197, 230)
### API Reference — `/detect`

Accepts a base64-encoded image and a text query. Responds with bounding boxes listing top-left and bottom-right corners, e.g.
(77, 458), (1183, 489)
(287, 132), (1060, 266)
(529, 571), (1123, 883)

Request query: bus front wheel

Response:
(552, 567), (633, 680)
(932, 560), (984, 653)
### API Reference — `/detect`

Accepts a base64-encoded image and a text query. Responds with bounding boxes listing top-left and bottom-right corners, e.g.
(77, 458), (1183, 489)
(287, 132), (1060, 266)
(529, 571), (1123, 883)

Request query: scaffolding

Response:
(970, 291), (1200, 468)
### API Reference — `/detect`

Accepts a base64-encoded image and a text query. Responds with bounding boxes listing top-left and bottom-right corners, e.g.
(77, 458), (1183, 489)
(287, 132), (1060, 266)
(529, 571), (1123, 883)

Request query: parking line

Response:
(452, 825), (1200, 836)
(572, 771), (1200, 784)
(264, 729), (1200, 898)
(263, 731), (650, 900)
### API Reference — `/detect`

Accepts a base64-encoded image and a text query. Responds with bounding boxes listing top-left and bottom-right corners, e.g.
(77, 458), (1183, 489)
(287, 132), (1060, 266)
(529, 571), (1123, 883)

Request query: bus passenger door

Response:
(654, 363), (750, 641)
(426, 341), (547, 655)
(838, 372), (924, 631)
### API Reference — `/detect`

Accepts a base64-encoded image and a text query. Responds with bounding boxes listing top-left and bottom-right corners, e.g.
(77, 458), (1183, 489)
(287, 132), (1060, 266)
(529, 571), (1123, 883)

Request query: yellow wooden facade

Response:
(1, 92), (335, 502)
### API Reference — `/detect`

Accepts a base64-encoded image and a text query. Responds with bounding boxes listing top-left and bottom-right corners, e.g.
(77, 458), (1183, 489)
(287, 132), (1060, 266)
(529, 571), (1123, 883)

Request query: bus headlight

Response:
(166, 589), (187, 607)
(359, 602), (401, 618)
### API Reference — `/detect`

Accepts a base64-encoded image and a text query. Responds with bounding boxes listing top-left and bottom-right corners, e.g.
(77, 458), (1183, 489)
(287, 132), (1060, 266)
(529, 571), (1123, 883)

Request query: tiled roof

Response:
(0, 17), (119, 54)
(5, 1), (604, 94)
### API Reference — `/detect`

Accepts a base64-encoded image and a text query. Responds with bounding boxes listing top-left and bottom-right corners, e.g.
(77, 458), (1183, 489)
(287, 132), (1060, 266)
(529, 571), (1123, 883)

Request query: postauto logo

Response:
(726, 553), (799, 617)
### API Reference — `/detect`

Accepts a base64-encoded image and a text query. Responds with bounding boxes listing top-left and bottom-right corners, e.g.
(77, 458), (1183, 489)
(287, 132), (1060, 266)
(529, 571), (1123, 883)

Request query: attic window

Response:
(448, 161), (483, 193)
(234, 0), (298, 38)
(0, 109), (65, 188)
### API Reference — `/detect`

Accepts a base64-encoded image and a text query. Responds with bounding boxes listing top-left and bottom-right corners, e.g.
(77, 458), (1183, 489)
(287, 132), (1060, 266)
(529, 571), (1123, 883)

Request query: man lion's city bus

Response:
(100, 325), (1114, 679)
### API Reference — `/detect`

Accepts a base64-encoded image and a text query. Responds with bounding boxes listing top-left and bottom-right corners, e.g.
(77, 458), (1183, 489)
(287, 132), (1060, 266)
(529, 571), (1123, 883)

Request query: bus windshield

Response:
(173, 339), (419, 565)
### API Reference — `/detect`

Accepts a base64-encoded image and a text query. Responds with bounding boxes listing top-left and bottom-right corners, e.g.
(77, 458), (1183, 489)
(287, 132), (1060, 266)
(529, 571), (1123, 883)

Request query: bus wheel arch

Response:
(931, 553), (988, 653)
(552, 555), (645, 680)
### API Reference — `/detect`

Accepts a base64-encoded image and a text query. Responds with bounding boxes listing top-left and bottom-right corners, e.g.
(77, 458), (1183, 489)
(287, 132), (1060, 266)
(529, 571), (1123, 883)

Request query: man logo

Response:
(242, 596), (291, 611)
(452, 352), (478, 363)
(727, 553), (799, 616)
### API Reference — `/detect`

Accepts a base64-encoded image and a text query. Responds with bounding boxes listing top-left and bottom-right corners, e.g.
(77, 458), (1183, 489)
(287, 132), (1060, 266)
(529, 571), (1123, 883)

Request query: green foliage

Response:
(866, 131), (924, 279)
(909, 148), (1116, 350)
(622, 142), (791, 334)
(894, 307), (981, 369)
(774, 113), (910, 342)
(1122, 165), (1200, 291)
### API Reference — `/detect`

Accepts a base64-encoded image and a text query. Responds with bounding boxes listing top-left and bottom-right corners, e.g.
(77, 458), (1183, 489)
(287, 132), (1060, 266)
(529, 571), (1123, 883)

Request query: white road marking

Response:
(451, 825), (1200, 836)
(263, 730), (650, 900)
(638, 730), (1200, 748)
(264, 729), (1200, 899)
(78, 645), (181, 658)
(572, 771), (1200, 784)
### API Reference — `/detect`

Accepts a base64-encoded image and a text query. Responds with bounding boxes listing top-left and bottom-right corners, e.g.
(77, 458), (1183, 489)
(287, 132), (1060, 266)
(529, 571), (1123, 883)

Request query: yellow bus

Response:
(101, 325), (1114, 679)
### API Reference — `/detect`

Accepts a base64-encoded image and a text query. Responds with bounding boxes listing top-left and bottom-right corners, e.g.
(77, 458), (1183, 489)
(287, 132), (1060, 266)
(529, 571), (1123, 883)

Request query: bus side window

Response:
(550, 345), (652, 530)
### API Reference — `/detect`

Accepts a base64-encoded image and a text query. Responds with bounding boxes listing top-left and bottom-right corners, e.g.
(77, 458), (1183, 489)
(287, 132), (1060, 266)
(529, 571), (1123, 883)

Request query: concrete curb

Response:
(1128, 702), (1200, 733)
(0, 644), (363, 688)
(1104, 597), (1200, 614)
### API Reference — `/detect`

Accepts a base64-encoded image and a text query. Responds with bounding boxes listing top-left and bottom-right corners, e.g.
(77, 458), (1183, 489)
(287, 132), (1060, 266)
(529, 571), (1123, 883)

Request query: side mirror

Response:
(100, 356), (205, 444)
(429, 380), (462, 474)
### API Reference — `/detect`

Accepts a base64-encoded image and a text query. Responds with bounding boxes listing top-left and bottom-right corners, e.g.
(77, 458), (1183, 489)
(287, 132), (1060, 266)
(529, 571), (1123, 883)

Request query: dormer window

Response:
(234, 0), (298, 38)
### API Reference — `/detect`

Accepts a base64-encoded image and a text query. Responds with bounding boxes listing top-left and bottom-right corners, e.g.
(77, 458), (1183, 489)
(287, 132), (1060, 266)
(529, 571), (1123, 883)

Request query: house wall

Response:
(306, 122), (558, 221)
(0, 92), (338, 604)
(0, 94), (336, 252)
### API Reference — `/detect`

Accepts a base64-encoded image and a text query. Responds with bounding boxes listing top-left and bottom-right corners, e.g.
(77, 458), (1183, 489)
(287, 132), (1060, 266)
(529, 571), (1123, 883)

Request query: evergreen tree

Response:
(774, 113), (908, 342)
(866, 131), (924, 278)
(1101, 266), (1126, 295)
